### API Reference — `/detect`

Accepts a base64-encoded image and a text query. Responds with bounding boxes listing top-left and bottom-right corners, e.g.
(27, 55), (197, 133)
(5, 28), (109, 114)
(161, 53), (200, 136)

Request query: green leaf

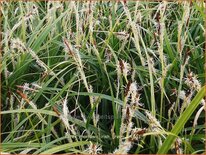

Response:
(2, 143), (46, 149)
(40, 141), (90, 154)
(158, 86), (205, 154)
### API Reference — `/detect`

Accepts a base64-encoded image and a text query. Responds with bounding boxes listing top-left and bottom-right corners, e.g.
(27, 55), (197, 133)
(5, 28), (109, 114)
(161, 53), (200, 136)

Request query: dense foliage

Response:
(1, 1), (205, 154)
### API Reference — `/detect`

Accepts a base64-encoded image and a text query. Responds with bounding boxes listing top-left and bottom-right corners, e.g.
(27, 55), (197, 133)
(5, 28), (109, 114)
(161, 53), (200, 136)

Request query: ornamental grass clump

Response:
(1, 1), (205, 154)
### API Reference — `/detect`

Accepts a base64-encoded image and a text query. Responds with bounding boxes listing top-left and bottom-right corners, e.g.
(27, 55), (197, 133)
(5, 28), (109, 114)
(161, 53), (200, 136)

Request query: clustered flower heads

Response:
(104, 48), (112, 63)
(9, 38), (56, 77)
(23, 4), (39, 21)
(173, 137), (183, 154)
(86, 142), (102, 154)
(145, 111), (163, 132)
(177, 71), (202, 112)
(59, 98), (76, 137)
(10, 38), (27, 53)
(88, 85), (99, 104)
(114, 120), (147, 154)
(115, 31), (129, 41)
(59, 99), (70, 131)
(184, 71), (201, 91)
(178, 72), (201, 108)
(126, 81), (142, 107)
(113, 141), (132, 154)
(114, 82), (145, 154)
(117, 59), (131, 80)
(179, 90), (186, 100)
(114, 58), (145, 154)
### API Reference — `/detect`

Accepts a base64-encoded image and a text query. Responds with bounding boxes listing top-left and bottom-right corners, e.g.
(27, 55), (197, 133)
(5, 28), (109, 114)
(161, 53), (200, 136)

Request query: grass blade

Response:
(158, 86), (205, 154)
(39, 141), (90, 154)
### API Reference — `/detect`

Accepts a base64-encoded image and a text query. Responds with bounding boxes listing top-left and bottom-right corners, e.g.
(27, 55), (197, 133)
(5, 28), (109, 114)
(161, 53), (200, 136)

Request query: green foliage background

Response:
(1, 1), (205, 154)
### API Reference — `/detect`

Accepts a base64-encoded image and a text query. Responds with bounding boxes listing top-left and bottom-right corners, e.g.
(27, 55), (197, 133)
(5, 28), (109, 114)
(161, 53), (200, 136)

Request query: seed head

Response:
(179, 90), (186, 100)
(113, 141), (132, 154)
(185, 72), (201, 91)
(145, 111), (161, 129)
(117, 59), (131, 78)
(87, 142), (102, 154)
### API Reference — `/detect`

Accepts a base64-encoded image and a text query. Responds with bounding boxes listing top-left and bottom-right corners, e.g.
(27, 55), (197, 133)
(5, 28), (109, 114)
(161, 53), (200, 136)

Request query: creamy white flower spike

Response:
(124, 81), (142, 107)
(185, 72), (201, 91)
(62, 99), (69, 120)
(179, 90), (186, 100)
(113, 141), (132, 154)
(117, 59), (131, 80)
(86, 142), (102, 154)
(122, 62), (131, 78)
(130, 82), (138, 93)
(145, 111), (161, 129)
(10, 38), (26, 52)
(116, 31), (129, 41)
